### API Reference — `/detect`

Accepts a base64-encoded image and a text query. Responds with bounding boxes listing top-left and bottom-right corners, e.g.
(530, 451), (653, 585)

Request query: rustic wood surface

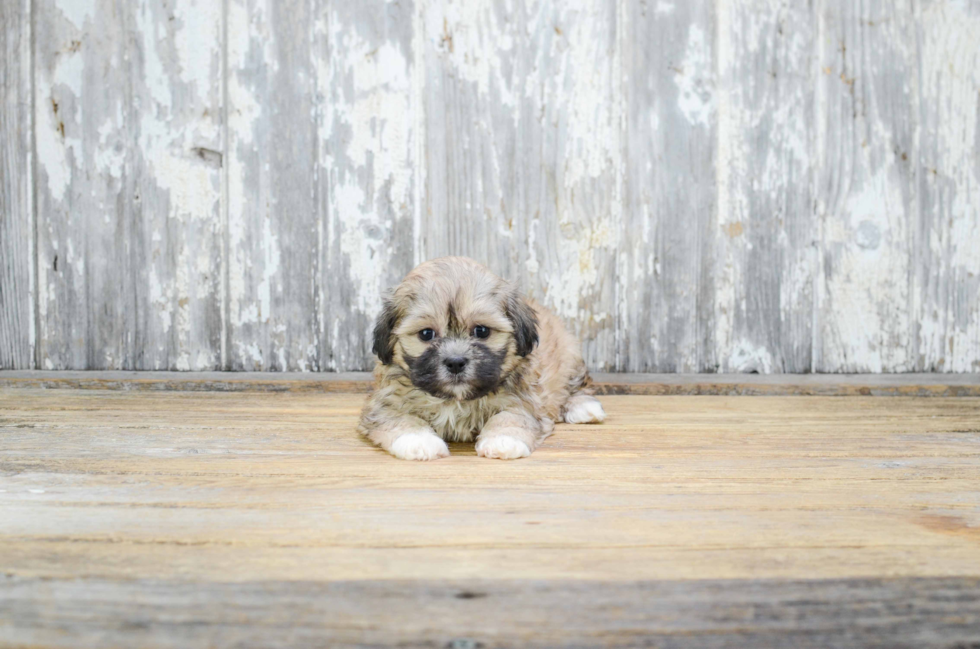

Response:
(622, 0), (715, 373)
(0, 0), (33, 370)
(422, 0), (623, 370)
(715, 0), (816, 374)
(1, 370), (979, 396)
(4, 0), (980, 373)
(226, 0), (317, 371)
(317, 0), (420, 372)
(32, 0), (225, 371)
(915, 0), (980, 373)
(3, 576), (979, 648)
(1, 390), (979, 646)
(814, 0), (916, 373)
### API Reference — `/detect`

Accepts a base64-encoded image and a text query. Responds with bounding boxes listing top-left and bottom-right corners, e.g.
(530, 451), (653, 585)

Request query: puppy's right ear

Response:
(372, 295), (400, 365)
(506, 291), (539, 357)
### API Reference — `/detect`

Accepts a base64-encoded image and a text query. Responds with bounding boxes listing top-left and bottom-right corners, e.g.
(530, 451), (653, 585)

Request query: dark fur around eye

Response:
(472, 325), (490, 339)
(404, 343), (508, 401)
(468, 343), (508, 397)
(404, 346), (444, 396)
(372, 297), (400, 365)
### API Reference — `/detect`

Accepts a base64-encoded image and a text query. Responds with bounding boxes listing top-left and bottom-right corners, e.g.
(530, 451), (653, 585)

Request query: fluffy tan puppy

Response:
(358, 257), (605, 461)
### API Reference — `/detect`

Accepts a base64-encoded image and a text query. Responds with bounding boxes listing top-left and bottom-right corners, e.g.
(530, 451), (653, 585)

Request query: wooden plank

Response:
(0, 0), (34, 369)
(1, 391), (979, 582)
(2, 576), (978, 648)
(714, 1), (816, 372)
(0, 390), (980, 647)
(0, 370), (978, 396)
(33, 0), (223, 370)
(130, 0), (225, 370)
(621, 0), (716, 372)
(813, 0), (918, 372)
(34, 0), (127, 369)
(10, 0), (980, 374)
(225, 0), (317, 370)
(316, 0), (419, 371)
(914, 0), (980, 372)
(1, 390), (979, 644)
(590, 372), (980, 396)
(421, 0), (622, 370)
(0, 370), (375, 392)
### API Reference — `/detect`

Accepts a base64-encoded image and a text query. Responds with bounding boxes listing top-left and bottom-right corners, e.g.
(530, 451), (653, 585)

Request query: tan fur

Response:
(357, 257), (603, 460)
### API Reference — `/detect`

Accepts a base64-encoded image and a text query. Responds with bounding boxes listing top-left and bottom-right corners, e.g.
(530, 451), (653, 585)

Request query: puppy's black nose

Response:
(443, 356), (468, 375)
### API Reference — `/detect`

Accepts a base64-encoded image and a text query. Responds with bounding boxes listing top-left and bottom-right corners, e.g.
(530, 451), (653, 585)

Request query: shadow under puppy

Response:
(358, 257), (605, 460)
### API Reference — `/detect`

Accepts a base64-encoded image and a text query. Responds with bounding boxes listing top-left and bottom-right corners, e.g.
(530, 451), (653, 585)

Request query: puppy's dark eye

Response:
(418, 329), (436, 342)
(472, 325), (490, 339)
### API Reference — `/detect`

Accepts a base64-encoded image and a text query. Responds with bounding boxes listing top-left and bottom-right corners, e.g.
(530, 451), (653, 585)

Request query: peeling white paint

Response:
(426, 0), (517, 108)
(131, 0), (223, 370)
(675, 24), (714, 127)
(916, 1), (980, 371)
(172, 0), (221, 90)
(17, 0), (980, 374)
(95, 118), (124, 179)
(714, 2), (815, 372)
(56, 0), (94, 31)
(226, 0), (266, 334)
(325, 9), (415, 321)
(822, 164), (912, 372)
(35, 46), (84, 203)
(529, 1), (619, 356)
(35, 96), (73, 203)
(256, 217), (280, 324)
(728, 341), (775, 374)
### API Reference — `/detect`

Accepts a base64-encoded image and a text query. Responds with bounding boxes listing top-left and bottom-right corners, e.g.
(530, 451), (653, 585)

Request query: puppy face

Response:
(373, 258), (538, 400)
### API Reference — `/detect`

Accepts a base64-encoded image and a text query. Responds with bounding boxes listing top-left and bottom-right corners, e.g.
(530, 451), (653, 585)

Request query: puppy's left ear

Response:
(372, 295), (400, 365)
(506, 291), (539, 357)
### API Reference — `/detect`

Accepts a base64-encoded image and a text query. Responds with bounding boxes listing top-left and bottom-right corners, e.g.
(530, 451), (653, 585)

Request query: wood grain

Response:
(316, 0), (420, 372)
(225, 0), (317, 371)
(621, 0), (716, 372)
(715, 0), (816, 373)
(1, 390), (979, 645)
(34, 0), (130, 369)
(421, 0), (622, 370)
(33, 0), (224, 371)
(2, 576), (979, 648)
(1, 370), (979, 396)
(131, 0), (225, 371)
(914, 0), (980, 372)
(0, 0), (33, 369)
(4, 0), (980, 372)
(813, 0), (918, 372)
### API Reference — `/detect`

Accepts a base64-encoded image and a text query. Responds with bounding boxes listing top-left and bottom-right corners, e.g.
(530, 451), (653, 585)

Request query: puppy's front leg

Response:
(475, 410), (542, 460)
(360, 415), (449, 461)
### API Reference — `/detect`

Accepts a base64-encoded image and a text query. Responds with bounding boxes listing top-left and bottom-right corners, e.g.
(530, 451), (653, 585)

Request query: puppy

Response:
(357, 257), (605, 460)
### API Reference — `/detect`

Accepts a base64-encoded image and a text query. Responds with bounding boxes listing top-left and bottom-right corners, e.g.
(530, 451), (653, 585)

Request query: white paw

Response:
(475, 435), (531, 460)
(563, 396), (606, 424)
(389, 431), (450, 461)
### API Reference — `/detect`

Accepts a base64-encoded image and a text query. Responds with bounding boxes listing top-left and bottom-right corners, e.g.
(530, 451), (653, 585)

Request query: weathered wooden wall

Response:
(1, 0), (978, 373)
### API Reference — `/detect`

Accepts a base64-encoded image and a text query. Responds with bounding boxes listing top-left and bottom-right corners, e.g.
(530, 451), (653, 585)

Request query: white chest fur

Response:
(409, 391), (524, 442)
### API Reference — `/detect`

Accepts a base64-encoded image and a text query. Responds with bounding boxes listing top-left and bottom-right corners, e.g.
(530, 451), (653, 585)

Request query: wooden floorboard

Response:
(1, 390), (979, 646)
(3, 576), (979, 649)
(1, 370), (979, 396)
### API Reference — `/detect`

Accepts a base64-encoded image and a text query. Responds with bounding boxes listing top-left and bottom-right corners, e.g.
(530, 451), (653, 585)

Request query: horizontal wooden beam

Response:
(3, 575), (978, 648)
(0, 371), (978, 396)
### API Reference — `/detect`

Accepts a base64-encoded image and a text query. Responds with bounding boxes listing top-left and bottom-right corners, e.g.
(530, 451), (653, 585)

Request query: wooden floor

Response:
(2, 389), (979, 647)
